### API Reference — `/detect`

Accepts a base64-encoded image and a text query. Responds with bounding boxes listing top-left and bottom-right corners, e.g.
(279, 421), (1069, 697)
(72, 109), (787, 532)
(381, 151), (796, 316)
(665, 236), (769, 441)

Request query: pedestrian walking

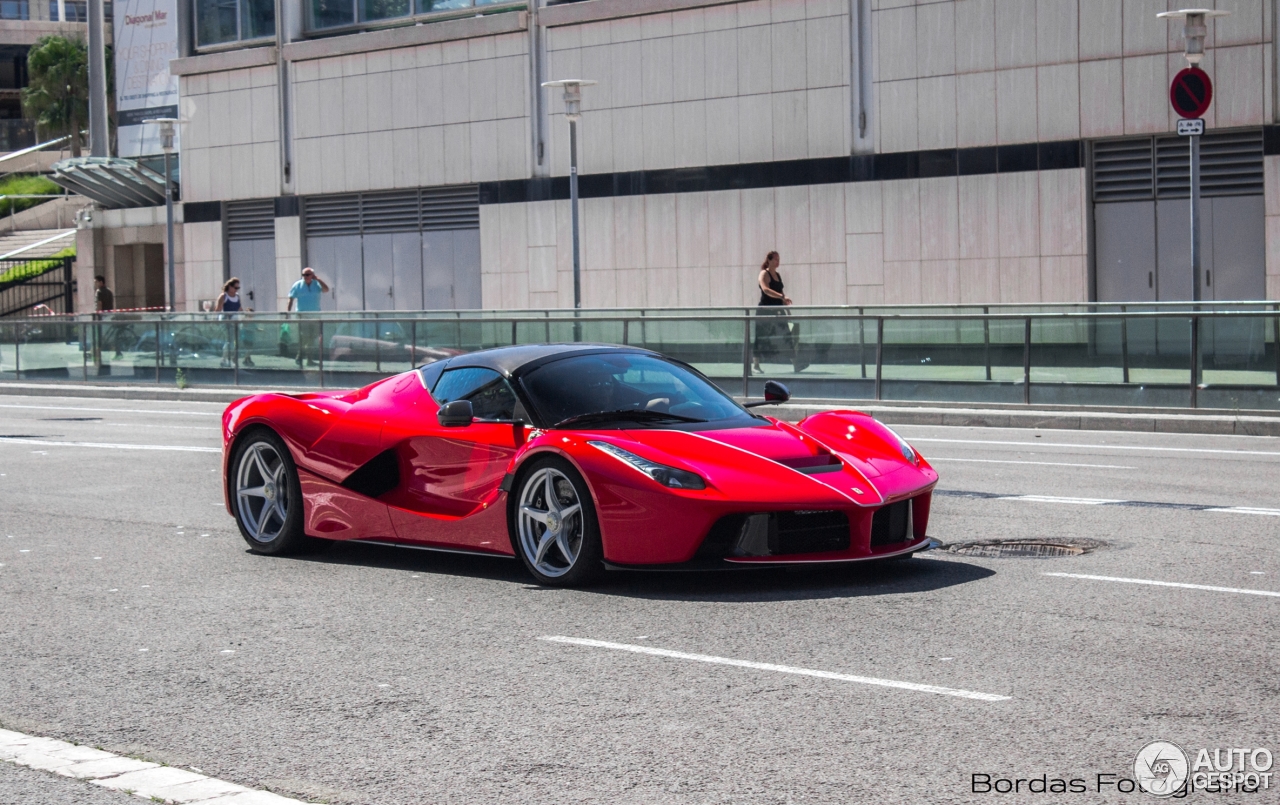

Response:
(216, 278), (255, 368)
(93, 275), (114, 313)
(93, 275), (123, 360)
(215, 277), (246, 314)
(751, 252), (807, 373)
(286, 267), (329, 367)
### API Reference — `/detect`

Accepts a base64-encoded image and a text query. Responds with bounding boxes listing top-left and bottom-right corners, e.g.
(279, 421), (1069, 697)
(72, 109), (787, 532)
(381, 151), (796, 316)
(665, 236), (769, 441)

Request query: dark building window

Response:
(196, 0), (275, 48)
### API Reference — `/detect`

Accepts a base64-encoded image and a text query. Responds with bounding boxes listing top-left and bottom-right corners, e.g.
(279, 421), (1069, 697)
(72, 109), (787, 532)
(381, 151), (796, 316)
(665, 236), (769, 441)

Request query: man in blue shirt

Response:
(286, 267), (329, 366)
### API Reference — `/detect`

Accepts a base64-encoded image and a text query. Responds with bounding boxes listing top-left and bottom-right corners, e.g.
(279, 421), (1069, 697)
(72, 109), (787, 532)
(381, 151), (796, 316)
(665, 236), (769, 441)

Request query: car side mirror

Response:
(743, 380), (791, 408)
(438, 400), (473, 427)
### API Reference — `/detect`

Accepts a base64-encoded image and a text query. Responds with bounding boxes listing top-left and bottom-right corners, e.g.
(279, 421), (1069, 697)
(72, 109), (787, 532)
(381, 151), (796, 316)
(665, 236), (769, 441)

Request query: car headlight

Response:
(589, 441), (706, 490)
(882, 425), (918, 465)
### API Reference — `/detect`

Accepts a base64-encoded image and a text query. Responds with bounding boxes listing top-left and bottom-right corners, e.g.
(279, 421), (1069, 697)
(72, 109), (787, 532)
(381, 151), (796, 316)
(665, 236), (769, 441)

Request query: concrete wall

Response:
(478, 166), (1088, 308)
(289, 31), (531, 193)
(878, 0), (1274, 153)
(179, 65), (282, 204)
(546, 0), (852, 175)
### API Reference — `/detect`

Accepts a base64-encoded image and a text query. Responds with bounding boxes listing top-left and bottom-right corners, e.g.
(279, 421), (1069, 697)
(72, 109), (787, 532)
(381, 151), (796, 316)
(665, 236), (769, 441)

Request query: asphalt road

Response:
(0, 393), (1277, 804)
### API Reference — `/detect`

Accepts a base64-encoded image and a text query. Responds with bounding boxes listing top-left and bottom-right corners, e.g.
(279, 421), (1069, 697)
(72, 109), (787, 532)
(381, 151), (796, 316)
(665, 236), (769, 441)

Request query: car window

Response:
(432, 367), (518, 421)
(520, 353), (752, 427)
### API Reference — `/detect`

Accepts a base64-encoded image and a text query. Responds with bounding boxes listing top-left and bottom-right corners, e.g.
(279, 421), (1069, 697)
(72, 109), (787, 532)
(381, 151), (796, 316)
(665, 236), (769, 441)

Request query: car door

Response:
(383, 367), (526, 549)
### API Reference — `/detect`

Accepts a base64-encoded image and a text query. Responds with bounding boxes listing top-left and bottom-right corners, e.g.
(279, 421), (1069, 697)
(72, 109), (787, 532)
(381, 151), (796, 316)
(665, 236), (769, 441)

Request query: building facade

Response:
(77, 0), (1280, 312)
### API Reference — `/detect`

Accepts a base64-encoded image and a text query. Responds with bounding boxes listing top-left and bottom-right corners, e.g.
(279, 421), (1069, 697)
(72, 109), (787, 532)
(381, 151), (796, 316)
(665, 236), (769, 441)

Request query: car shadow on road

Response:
(288, 542), (994, 602)
(587, 556), (996, 602)
(285, 540), (531, 583)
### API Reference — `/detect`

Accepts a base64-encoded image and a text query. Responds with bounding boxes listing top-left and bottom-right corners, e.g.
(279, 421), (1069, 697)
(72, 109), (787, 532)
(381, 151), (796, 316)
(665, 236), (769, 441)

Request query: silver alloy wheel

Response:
(236, 442), (289, 543)
(517, 467), (585, 578)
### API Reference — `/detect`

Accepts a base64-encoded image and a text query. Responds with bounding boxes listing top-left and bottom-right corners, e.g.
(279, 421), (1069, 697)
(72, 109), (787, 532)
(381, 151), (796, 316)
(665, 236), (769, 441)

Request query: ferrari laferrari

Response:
(222, 344), (939, 585)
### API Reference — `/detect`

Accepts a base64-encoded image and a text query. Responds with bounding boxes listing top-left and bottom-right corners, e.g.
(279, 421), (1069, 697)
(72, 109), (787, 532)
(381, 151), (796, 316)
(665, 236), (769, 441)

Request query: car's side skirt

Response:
(349, 539), (518, 560)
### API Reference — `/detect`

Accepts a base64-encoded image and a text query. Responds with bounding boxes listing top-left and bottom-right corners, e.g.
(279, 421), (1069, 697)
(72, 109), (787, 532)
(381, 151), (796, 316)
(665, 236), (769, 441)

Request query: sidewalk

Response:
(1, 380), (1278, 436)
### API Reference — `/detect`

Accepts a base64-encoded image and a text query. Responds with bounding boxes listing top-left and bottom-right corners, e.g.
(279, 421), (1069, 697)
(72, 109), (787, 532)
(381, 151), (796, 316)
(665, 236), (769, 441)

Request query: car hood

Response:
(598, 421), (889, 507)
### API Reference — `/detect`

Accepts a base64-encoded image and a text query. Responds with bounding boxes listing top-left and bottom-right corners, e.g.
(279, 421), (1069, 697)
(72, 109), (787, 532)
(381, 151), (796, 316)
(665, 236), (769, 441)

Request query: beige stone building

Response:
(76, 0), (1280, 313)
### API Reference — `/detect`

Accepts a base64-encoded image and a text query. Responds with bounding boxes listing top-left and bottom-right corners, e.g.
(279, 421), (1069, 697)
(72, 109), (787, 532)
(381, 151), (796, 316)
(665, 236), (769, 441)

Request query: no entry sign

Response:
(1170, 67), (1213, 119)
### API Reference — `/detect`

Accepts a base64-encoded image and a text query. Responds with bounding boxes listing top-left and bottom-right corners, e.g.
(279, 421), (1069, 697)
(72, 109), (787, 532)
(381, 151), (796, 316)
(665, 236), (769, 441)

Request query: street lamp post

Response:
(86, 0), (108, 156)
(542, 79), (596, 337)
(143, 118), (180, 313)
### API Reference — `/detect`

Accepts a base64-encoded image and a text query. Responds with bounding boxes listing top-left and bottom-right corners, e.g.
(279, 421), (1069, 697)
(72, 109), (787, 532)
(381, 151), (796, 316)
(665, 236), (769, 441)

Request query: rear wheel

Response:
(510, 457), (603, 586)
(231, 429), (307, 554)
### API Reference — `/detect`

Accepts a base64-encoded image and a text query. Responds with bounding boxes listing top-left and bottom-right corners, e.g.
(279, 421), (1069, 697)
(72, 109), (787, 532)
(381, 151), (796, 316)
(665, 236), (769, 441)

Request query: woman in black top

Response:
(752, 251), (803, 373)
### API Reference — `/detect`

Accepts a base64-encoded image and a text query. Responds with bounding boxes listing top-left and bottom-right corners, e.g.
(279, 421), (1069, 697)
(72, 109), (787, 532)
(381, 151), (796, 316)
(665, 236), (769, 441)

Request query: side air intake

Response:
(341, 449), (400, 499)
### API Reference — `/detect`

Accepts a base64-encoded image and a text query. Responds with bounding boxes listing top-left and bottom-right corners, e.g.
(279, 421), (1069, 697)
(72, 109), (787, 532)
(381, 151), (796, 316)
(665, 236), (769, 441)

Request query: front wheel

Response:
(230, 429), (307, 554)
(510, 457), (603, 586)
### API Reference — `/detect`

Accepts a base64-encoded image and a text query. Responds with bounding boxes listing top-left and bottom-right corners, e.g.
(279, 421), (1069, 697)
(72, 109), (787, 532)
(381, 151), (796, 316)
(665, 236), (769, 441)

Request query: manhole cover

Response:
(942, 539), (1105, 558)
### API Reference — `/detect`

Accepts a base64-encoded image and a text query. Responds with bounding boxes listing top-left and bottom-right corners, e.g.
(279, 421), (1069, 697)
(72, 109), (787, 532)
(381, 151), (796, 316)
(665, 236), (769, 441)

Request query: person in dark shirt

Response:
(93, 275), (123, 360)
(93, 276), (114, 312)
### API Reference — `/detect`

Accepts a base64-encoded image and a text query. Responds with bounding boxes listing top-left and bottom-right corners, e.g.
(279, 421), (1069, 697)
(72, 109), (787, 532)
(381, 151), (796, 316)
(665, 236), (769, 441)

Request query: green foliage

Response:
(22, 35), (89, 156)
(175, 368), (189, 389)
(0, 174), (62, 217)
(0, 247), (76, 285)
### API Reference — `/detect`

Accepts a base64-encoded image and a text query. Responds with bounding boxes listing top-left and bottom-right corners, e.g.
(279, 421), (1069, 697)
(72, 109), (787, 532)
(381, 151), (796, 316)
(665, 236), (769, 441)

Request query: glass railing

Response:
(4, 305), (1279, 410)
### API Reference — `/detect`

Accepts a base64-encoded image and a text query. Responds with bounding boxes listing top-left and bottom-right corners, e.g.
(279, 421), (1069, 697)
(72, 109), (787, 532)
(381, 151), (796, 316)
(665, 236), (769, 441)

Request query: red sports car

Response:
(222, 344), (939, 586)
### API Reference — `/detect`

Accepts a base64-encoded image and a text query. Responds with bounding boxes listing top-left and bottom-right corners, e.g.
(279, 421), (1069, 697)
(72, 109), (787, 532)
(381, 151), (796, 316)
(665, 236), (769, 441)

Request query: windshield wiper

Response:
(553, 409), (706, 428)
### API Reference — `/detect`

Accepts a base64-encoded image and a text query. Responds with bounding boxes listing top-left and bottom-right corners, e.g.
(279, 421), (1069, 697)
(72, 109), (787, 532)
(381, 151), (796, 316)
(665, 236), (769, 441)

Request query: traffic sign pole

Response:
(1161, 8), (1230, 402)
(1190, 131), (1200, 305)
(1167, 65), (1212, 312)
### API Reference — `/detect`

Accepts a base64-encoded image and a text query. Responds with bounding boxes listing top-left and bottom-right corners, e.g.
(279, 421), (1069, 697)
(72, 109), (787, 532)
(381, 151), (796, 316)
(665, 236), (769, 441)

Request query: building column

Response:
(1268, 155), (1280, 300)
(274, 212), (302, 310)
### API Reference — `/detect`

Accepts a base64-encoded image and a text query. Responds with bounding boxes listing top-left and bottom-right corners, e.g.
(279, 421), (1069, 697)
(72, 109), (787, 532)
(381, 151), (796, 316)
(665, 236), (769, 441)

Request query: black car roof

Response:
(431, 343), (657, 377)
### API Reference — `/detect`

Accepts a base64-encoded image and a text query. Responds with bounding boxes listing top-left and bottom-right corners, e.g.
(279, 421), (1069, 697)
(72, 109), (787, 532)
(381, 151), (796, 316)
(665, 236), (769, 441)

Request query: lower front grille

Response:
(870, 499), (914, 546)
(699, 510), (852, 558)
(773, 510), (850, 554)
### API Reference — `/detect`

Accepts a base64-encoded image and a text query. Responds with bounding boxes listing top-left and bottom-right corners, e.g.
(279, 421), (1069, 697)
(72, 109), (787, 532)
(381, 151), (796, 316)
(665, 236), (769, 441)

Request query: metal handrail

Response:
(19, 308), (1280, 324)
(4, 305), (1278, 410)
(13, 299), (1280, 322)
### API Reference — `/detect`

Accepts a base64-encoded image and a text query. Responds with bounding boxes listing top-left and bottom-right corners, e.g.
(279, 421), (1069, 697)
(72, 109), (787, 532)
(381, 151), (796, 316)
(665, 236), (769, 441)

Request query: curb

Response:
(0, 382), (281, 404)
(2, 381), (1278, 437)
(770, 403), (1280, 436)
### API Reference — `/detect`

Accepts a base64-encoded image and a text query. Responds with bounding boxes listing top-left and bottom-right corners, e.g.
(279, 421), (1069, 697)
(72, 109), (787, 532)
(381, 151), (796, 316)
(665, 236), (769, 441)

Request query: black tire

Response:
(508, 456), (604, 587)
(229, 428), (309, 555)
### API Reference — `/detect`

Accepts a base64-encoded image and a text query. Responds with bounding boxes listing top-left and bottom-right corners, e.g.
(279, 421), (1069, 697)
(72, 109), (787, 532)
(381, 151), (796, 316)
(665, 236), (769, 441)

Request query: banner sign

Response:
(113, 0), (181, 157)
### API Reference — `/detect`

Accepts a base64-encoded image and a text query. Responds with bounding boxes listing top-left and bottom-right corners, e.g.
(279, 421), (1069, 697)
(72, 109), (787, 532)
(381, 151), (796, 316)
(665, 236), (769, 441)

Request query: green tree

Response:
(21, 35), (89, 156)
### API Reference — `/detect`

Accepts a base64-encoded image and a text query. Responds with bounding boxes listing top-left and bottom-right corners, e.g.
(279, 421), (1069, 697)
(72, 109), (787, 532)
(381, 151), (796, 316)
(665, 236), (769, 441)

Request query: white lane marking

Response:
(1044, 573), (1280, 599)
(1204, 506), (1280, 516)
(541, 636), (1010, 702)
(0, 437), (219, 453)
(907, 437), (1280, 458)
(0, 403), (220, 417)
(929, 457), (1135, 469)
(0, 727), (314, 802)
(996, 495), (1124, 505)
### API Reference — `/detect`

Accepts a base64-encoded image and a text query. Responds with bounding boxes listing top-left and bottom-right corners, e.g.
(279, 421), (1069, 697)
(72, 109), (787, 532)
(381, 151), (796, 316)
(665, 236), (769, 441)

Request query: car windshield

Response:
(521, 353), (755, 429)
